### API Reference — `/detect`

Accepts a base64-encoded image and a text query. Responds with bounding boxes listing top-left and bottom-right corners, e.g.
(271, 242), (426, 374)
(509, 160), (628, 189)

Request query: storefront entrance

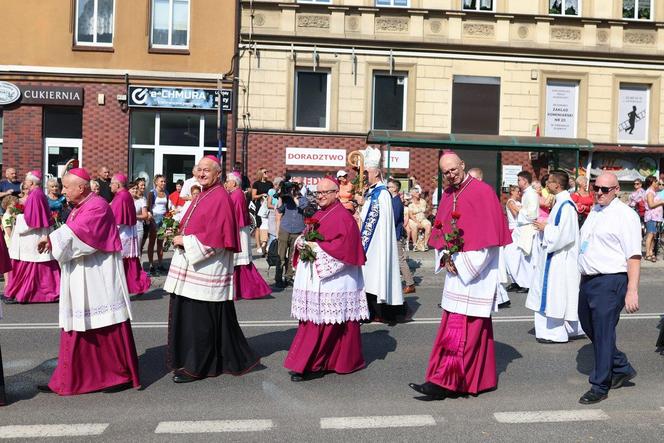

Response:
(162, 153), (196, 193)
(44, 137), (82, 179)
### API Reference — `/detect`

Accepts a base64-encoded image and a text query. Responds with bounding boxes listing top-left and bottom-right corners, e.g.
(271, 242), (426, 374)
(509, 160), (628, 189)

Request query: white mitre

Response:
(363, 146), (382, 169)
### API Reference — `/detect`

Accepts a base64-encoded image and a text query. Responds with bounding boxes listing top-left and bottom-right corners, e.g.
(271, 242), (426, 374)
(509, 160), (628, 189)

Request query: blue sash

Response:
(360, 185), (386, 253)
(539, 199), (575, 312)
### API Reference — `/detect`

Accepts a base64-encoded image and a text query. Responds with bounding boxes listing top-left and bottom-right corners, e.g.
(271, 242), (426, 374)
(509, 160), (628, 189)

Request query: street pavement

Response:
(1, 250), (663, 442)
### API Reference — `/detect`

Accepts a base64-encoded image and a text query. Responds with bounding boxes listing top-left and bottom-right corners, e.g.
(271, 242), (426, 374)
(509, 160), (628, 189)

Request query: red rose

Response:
(451, 211), (461, 220)
(51, 211), (59, 219)
(434, 220), (443, 229)
(305, 217), (319, 225)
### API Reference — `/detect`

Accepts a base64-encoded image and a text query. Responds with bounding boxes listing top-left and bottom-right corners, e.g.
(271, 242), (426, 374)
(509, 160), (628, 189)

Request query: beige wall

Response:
(0, 0), (235, 74)
(240, 48), (664, 145)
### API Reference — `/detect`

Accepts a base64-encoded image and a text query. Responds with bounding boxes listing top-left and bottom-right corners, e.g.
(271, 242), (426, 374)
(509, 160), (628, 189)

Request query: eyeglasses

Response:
(313, 190), (337, 197)
(592, 185), (617, 194)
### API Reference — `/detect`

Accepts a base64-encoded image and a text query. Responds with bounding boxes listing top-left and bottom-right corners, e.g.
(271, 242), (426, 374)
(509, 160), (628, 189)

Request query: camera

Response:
(279, 180), (301, 199)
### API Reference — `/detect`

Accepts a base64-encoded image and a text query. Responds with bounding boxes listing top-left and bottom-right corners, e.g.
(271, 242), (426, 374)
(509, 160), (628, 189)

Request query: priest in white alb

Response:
(110, 173), (151, 295)
(504, 170), (538, 293)
(164, 156), (260, 383)
(359, 146), (408, 323)
(37, 168), (140, 395)
(409, 151), (511, 399)
(526, 170), (584, 343)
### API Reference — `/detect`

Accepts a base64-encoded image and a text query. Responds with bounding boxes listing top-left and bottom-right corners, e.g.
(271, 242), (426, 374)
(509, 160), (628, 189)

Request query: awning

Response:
(366, 130), (593, 152)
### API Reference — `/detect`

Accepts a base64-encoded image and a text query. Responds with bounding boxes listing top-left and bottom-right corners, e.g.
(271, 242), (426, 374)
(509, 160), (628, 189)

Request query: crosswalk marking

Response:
(0, 424), (109, 439)
(154, 419), (274, 434)
(320, 415), (437, 430)
(494, 410), (609, 424)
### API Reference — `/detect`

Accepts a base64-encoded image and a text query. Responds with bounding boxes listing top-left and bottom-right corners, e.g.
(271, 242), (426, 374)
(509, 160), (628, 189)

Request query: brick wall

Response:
(2, 105), (43, 175)
(82, 83), (129, 176)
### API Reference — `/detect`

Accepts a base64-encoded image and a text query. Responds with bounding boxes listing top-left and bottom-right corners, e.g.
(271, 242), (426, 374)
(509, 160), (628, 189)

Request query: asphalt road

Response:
(1, 253), (663, 442)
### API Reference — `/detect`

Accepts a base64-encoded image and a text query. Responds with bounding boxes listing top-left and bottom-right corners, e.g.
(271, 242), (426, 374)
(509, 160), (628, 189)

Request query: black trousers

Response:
(0, 342), (6, 406)
(365, 293), (408, 323)
(578, 273), (634, 395)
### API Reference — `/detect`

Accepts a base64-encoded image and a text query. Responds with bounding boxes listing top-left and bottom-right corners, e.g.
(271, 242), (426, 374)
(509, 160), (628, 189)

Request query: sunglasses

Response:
(592, 185), (617, 194)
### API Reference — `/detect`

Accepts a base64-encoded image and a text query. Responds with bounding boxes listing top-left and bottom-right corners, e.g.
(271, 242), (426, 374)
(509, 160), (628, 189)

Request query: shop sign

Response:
(19, 85), (84, 106)
(128, 85), (231, 111)
(285, 147), (346, 167)
(501, 165), (522, 187)
(0, 81), (21, 106)
(383, 151), (409, 169)
(617, 84), (649, 144)
(545, 81), (578, 138)
(288, 171), (325, 191)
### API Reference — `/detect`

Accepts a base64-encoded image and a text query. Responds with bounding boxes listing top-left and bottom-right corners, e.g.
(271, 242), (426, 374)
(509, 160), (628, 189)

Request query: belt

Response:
(580, 272), (627, 282)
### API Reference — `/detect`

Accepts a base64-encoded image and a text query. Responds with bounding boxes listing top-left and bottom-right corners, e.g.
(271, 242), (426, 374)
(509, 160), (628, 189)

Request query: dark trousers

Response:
(578, 273), (634, 395)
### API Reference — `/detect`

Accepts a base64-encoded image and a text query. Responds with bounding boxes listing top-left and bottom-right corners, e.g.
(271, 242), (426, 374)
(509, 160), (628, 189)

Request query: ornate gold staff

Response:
(348, 150), (365, 189)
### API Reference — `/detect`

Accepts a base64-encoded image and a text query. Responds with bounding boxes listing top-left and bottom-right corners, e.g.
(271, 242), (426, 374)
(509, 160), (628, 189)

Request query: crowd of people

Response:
(0, 148), (656, 408)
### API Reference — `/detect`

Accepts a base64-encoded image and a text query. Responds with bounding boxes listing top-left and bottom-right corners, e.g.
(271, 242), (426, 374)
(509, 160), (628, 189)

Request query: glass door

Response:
(161, 153), (197, 193)
(44, 137), (83, 180)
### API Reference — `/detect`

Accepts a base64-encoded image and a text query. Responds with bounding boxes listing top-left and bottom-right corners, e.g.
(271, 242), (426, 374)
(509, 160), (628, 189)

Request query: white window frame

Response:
(294, 70), (331, 132)
(548, 0), (581, 16)
(371, 72), (408, 131)
(74, 0), (115, 47)
(623, 0), (653, 21)
(375, 0), (410, 7)
(131, 112), (225, 177)
(461, 0), (496, 13)
(151, 0), (191, 49)
(43, 138), (83, 182)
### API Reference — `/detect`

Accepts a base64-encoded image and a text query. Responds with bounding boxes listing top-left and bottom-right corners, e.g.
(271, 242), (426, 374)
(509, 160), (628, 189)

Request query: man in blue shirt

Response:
(387, 179), (415, 293)
(0, 167), (22, 215)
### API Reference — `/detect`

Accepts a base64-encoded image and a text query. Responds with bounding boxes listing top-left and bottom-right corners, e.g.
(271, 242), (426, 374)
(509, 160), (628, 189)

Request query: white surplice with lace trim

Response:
(291, 238), (369, 325)
(49, 224), (132, 332)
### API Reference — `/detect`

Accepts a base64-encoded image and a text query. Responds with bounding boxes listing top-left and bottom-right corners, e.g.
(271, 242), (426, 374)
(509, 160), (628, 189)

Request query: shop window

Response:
(372, 72), (407, 131)
(623, 0), (651, 20)
(462, 0), (494, 12)
(451, 76), (500, 135)
(44, 107), (83, 139)
(151, 0), (189, 48)
(376, 0), (409, 7)
(294, 70), (330, 131)
(159, 112), (200, 146)
(75, 0), (114, 46)
(131, 149), (155, 187)
(617, 84), (650, 144)
(549, 0), (580, 16)
(204, 113), (226, 147)
(131, 111), (156, 145)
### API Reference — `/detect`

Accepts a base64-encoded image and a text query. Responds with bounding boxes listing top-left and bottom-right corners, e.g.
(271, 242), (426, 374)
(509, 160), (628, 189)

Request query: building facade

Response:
(0, 0), (236, 190)
(239, 0), (664, 192)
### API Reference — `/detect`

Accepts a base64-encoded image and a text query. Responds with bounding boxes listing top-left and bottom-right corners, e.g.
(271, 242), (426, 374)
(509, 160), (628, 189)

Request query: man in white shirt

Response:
(174, 165), (200, 222)
(505, 170), (538, 293)
(526, 170), (584, 343)
(576, 172), (640, 405)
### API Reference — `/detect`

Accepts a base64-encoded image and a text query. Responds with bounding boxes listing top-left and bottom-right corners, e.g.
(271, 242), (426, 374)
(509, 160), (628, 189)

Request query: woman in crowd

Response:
(505, 185), (521, 233)
(90, 179), (100, 195)
(146, 174), (170, 275)
(266, 177), (282, 252)
(129, 181), (149, 252)
(571, 175), (593, 225)
(45, 178), (67, 222)
(629, 178), (647, 222)
(644, 175), (664, 262)
(337, 170), (356, 213)
(135, 177), (150, 254)
(169, 179), (186, 212)
(251, 168), (273, 255)
(407, 186), (431, 252)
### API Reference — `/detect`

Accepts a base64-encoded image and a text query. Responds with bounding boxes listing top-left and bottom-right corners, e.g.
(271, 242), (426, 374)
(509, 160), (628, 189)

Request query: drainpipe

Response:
(229, 0), (241, 175)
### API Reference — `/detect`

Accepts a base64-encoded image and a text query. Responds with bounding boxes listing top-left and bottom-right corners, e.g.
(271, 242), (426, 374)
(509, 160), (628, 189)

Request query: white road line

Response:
(0, 313), (661, 330)
(494, 410), (609, 424)
(320, 415), (436, 430)
(154, 419), (273, 434)
(0, 424), (109, 439)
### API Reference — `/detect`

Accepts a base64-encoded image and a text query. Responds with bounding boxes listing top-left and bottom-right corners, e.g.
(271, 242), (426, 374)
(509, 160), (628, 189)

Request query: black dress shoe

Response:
(536, 338), (566, 344)
(611, 370), (637, 389)
(515, 287), (529, 293)
(505, 283), (519, 292)
(579, 390), (607, 405)
(2, 296), (17, 305)
(103, 382), (133, 393)
(172, 373), (200, 384)
(36, 384), (54, 393)
(290, 373), (305, 382)
(408, 382), (448, 399)
(498, 300), (511, 309)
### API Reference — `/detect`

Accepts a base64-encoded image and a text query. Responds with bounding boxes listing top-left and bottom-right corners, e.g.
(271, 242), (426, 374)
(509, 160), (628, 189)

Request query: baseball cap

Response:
(336, 170), (348, 178)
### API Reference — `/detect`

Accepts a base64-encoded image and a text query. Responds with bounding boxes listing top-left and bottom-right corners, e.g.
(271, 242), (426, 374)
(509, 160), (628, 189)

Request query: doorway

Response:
(44, 137), (83, 180)
(162, 154), (196, 193)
